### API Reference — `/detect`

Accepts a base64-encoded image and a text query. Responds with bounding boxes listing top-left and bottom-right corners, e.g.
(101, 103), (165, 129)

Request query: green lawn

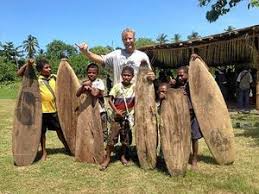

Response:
(0, 82), (20, 99)
(1, 97), (259, 193)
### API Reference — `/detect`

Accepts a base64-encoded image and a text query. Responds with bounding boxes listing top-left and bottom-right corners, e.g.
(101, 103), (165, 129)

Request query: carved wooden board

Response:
(189, 58), (235, 165)
(56, 59), (80, 155)
(12, 64), (42, 166)
(135, 64), (157, 170)
(75, 94), (105, 164)
(160, 89), (191, 176)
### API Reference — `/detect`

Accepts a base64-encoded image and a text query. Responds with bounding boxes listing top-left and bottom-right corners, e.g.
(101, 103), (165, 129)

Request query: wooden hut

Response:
(140, 25), (259, 110)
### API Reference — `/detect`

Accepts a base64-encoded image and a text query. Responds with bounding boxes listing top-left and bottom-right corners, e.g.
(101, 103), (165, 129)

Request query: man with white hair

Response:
(77, 28), (155, 84)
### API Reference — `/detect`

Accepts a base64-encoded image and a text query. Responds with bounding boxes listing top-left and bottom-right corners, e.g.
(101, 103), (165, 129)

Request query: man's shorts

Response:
(107, 116), (131, 146)
(191, 116), (203, 140)
(42, 113), (61, 134)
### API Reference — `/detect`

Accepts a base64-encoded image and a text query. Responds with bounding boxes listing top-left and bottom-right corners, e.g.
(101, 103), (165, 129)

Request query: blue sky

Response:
(1, 0), (259, 50)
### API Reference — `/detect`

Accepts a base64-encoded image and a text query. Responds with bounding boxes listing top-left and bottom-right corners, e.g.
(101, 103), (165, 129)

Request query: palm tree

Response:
(187, 31), (201, 41)
(156, 33), (168, 45)
(36, 48), (46, 59)
(0, 42), (23, 62)
(135, 37), (156, 49)
(23, 35), (39, 58)
(38, 48), (45, 55)
(171, 33), (181, 43)
(224, 25), (236, 32)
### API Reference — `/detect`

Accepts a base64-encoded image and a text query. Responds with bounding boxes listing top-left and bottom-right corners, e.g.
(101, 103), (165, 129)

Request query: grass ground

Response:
(0, 82), (20, 99)
(0, 96), (259, 193)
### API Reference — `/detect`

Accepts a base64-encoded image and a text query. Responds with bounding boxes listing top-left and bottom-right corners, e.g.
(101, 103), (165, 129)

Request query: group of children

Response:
(156, 66), (203, 169)
(17, 58), (202, 171)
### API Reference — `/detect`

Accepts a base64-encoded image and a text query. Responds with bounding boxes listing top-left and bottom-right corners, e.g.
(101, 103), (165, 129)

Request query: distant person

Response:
(175, 65), (203, 169)
(76, 63), (108, 142)
(158, 69), (175, 85)
(100, 66), (135, 170)
(17, 59), (70, 160)
(158, 70), (167, 83)
(76, 27), (155, 85)
(215, 66), (228, 101)
(226, 67), (236, 102)
(236, 66), (253, 112)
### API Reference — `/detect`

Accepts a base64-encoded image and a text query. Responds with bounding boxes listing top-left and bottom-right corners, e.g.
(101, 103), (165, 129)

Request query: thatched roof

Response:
(140, 25), (259, 69)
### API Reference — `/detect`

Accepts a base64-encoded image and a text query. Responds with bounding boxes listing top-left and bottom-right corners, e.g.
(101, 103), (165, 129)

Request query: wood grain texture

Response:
(12, 64), (42, 166)
(56, 59), (80, 155)
(189, 58), (235, 165)
(75, 94), (105, 164)
(160, 89), (191, 176)
(135, 64), (157, 170)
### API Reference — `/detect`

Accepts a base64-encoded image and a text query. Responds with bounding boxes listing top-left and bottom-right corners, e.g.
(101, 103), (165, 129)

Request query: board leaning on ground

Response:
(189, 57), (235, 165)
(160, 88), (191, 176)
(56, 59), (81, 155)
(135, 63), (157, 170)
(75, 92), (105, 164)
(12, 62), (42, 166)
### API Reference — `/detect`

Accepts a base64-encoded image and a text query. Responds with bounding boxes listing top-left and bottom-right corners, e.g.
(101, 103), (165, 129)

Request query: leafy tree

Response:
(171, 34), (181, 43)
(187, 31), (201, 40)
(23, 35), (39, 58)
(46, 40), (77, 59)
(106, 45), (114, 52)
(89, 46), (114, 77)
(0, 42), (23, 63)
(135, 38), (156, 49)
(69, 54), (89, 78)
(38, 48), (45, 55)
(89, 46), (113, 55)
(36, 48), (47, 61)
(156, 33), (169, 45)
(199, 0), (259, 22)
(0, 57), (17, 82)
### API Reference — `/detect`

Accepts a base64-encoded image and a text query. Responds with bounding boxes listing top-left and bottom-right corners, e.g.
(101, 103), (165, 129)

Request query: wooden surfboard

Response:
(56, 59), (80, 155)
(189, 58), (235, 165)
(135, 64), (157, 170)
(12, 62), (42, 166)
(75, 94), (105, 164)
(160, 89), (191, 176)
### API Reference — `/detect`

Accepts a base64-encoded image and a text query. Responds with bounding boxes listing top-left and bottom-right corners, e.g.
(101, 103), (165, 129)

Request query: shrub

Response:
(0, 61), (17, 82)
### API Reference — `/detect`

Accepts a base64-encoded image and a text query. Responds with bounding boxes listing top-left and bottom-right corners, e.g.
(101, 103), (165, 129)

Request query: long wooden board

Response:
(135, 64), (157, 170)
(56, 59), (80, 155)
(160, 88), (191, 176)
(12, 63), (42, 166)
(189, 58), (235, 165)
(75, 94), (105, 164)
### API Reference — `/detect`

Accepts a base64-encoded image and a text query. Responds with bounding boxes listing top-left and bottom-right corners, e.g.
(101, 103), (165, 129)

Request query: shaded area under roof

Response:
(139, 25), (259, 69)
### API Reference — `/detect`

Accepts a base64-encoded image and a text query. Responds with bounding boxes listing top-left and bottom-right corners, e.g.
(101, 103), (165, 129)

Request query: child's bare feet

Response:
(100, 156), (110, 171)
(120, 155), (128, 166)
(191, 159), (198, 170)
(41, 151), (47, 161)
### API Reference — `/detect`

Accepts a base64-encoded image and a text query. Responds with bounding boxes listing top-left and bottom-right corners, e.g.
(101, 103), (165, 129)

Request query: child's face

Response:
(121, 70), (133, 85)
(87, 67), (98, 81)
(177, 69), (188, 86)
(158, 85), (167, 100)
(41, 64), (51, 76)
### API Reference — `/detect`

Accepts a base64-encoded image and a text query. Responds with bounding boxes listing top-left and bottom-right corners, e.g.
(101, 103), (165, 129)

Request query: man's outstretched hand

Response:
(75, 43), (89, 54)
